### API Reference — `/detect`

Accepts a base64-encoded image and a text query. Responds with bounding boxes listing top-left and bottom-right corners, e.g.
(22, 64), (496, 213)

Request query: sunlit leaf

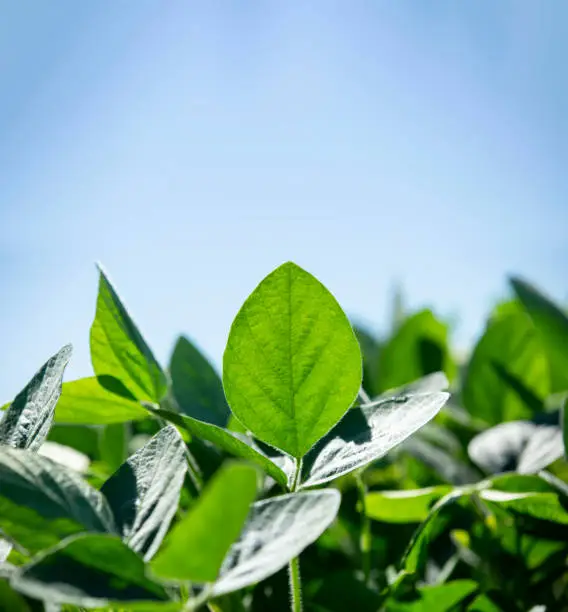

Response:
(102, 425), (186, 561)
(302, 392), (449, 488)
(223, 262), (362, 458)
(0, 345), (72, 451)
(151, 463), (257, 582)
(212, 489), (341, 596)
(0, 447), (116, 553)
(90, 265), (167, 403)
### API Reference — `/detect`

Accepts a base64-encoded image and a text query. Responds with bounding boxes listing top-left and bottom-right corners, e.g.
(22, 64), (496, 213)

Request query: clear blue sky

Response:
(1, 1), (567, 400)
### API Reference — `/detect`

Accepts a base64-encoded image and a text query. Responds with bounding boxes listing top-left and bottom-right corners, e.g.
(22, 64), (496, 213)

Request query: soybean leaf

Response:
(212, 488), (341, 597)
(366, 486), (452, 523)
(90, 265), (167, 403)
(301, 392), (449, 488)
(462, 313), (549, 425)
(10, 534), (171, 609)
(479, 489), (568, 525)
(151, 463), (257, 582)
(492, 362), (545, 414)
(223, 261), (362, 458)
(55, 377), (147, 424)
(0, 447), (116, 553)
(468, 421), (564, 475)
(0, 345), (72, 451)
(511, 277), (568, 390)
(169, 335), (230, 426)
(102, 425), (186, 561)
(376, 311), (455, 393)
(148, 407), (289, 487)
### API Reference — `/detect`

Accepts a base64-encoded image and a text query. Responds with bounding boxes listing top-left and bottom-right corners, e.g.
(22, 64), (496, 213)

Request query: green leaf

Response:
(11, 534), (171, 608)
(366, 486), (452, 523)
(0, 447), (116, 553)
(102, 425), (186, 561)
(90, 265), (167, 403)
(99, 423), (129, 472)
(479, 489), (568, 524)
(222, 262), (362, 458)
(151, 463), (257, 582)
(462, 313), (549, 424)
(511, 276), (568, 390)
(0, 345), (72, 451)
(212, 489), (341, 597)
(386, 580), (478, 612)
(148, 407), (290, 487)
(55, 377), (147, 424)
(376, 311), (456, 393)
(169, 335), (230, 426)
(301, 392), (449, 488)
(468, 421), (564, 475)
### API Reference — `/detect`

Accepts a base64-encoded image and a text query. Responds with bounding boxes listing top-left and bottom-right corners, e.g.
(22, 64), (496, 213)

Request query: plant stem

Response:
(355, 471), (371, 585)
(288, 555), (303, 612)
(288, 458), (304, 612)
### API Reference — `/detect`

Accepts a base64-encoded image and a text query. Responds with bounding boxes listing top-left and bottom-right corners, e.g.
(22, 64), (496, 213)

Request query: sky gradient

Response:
(1, 1), (567, 399)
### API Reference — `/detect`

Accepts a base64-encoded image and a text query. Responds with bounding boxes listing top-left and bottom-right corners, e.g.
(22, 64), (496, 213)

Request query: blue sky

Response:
(1, 1), (567, 399)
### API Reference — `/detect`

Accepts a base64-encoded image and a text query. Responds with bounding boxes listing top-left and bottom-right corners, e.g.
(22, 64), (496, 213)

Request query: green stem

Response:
(288, 555), (303, 612)
(355, 471), (371, 585)
(288, 458), (304, 612)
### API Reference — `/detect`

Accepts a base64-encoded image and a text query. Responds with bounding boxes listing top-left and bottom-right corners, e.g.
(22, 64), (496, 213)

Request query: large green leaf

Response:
(468, 421), (564, 475)
(212, 489), (341, 597)
(55, 377), (147, 424)
(90, 266), (167, 403)
(462, 313), (549, 424)
(148, 407), (290, 487)
(563, 398), (567, 459)
(376, 311), (455, 393)
(301, 392), (449, 488)
(0, 579), (30, 612)
(0, 447), (116, 553)
(11, 534), (171, 608)
(511, 277), (568, 390)
(169, 335), (230, 426)
(0, 345), (72, 451)
(102, 425), (186, 561)
(366, 486), (452, 523)
(151, 463), (257, 582)
(222, 262), (362, 458)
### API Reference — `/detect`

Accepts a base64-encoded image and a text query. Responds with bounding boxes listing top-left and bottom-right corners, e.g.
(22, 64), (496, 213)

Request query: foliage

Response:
(0, 263), (567, 611)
